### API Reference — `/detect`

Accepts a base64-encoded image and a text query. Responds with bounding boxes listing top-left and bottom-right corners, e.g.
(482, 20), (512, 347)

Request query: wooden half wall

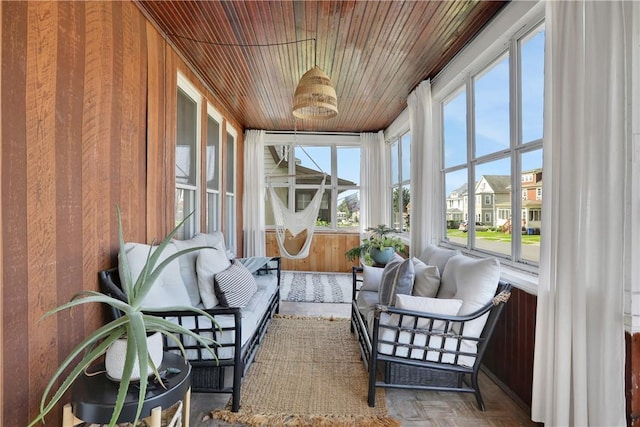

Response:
(0, 2), (242, 426)
(266, 231), (360, 272)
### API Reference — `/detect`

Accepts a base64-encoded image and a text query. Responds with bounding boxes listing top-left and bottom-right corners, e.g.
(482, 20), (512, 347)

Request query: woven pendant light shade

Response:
(292, 66), (338, 120)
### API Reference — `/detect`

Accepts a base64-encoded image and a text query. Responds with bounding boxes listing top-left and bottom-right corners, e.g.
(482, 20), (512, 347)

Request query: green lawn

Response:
(447, 229), (540, 244)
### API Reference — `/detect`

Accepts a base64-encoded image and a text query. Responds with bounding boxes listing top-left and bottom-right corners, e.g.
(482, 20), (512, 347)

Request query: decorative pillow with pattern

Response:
(378, 257), (415, 306)
(214, 259), (258, 307)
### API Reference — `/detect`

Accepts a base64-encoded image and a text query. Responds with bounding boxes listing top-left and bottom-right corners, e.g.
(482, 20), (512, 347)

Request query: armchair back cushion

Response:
(418, 245), (460, 278)
(438, 254), (500, 361)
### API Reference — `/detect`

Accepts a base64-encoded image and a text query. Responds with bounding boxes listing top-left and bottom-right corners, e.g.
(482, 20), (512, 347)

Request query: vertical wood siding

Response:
(1, 2), (146, 424)
(0, 2), (242, 425)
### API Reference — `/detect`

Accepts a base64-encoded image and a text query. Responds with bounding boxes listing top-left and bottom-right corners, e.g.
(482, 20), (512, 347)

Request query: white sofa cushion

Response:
(438, 254), (500, 363)
(417, 245), (460, 278)
(214, 259), (258, 307)
(395, 294), (462, 331)
(196, 247), (232, 309)
(177, 273), (279, 360)
(411, 257), (441, 298)
(119, 242), (192, 309)
(173, 234), (210, 306)
(376, 296), (465, 365)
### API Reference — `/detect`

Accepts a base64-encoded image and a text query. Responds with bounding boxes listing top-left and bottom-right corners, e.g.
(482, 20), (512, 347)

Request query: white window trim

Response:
(176, 72), (203, 236)
(206, 103), (223, 232)
(264, 132), (361, 231)
(430, 1), (544, 291)
(225, 124), (238, 252)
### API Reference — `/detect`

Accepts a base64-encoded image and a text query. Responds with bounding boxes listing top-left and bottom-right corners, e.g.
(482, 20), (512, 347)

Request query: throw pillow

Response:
(196, 247), (232, 308)
(417, 245), (461, 279)
(214, 259), (258, 307)
(411, 257), (441, 298)
(378, 258), (415, 306)
(395, 294), (463, 331)
(360, 264), (385, 292)
(172, 233), (210, 306)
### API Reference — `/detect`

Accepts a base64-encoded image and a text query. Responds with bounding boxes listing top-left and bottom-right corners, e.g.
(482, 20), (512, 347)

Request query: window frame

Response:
(225, 125), (238, 253)
(205, 103), (223, 233)
(176, 73), (203, 239)
(436, 17), (545, 274)
(388, 131), (411, 234)
(264, 133), (361, 231)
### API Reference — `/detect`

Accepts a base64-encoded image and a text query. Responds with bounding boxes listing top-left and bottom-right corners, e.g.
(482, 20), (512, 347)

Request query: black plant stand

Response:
(63, 352), (191, 427)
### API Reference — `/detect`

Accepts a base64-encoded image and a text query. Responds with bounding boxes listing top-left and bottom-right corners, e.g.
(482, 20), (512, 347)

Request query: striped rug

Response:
(280, 271), (354, 303)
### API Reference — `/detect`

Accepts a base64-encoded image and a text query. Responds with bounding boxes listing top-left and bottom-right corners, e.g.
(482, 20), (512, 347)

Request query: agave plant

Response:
(28, 208), (218, 427)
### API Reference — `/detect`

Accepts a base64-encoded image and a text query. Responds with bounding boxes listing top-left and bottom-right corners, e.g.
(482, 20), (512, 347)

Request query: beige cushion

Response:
(119, 242), (191, 309)
(196, 246), (232, 308)
(411, 257), (441, 298)
(418, 245), (460, 278)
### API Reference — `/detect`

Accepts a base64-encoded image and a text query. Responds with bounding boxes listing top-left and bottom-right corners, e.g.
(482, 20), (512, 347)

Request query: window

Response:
(225, 126), (237, 252)
(176, 77), (201, 239)
(389, 132), (411, 233)
(206, 105), (222, 232)
(175, 73), (228, 242)
(442, 22), (544, 267)
(264, 134), (360, 230)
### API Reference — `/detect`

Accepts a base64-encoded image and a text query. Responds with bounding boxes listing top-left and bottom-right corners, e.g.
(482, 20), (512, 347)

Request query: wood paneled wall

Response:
(0, 2), (242, 426)
(483, 286), (537, 412)
(266, 231), (360, 273)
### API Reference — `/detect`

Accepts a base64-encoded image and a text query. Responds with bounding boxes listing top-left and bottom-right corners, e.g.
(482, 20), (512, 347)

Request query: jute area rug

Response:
(209, 316), (399, 427)
(280, 271), (353, 304)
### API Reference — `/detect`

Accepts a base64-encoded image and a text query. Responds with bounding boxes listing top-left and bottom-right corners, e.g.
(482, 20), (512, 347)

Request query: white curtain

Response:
(531, 2), (628, 425)
(242, 130), (266, 257)
(407, 80), (440, 257)
(359, 131), (389, 231)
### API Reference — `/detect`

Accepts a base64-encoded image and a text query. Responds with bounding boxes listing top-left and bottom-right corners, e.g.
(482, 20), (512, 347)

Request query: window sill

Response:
(500, 265), (538, 296)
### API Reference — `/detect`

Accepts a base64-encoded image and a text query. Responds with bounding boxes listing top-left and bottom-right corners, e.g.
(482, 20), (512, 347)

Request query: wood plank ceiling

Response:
(136, 0), (507, 133)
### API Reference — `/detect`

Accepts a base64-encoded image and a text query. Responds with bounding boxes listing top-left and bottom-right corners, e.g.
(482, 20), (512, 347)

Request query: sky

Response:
(444, 26), (544, 196)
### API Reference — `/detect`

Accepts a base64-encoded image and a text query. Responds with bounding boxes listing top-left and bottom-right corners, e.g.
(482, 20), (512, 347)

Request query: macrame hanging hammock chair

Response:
(267, 175), (326, 259)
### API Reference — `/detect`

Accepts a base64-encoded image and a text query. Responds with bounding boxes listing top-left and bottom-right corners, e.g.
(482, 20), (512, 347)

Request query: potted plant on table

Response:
(344, 224), (406, 266)
(28, 208), (218, 427)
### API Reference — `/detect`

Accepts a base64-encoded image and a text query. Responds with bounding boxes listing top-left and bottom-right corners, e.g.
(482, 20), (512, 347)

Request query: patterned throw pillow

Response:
(214, 259), (258, 307)
(378, 257), (415, 306)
